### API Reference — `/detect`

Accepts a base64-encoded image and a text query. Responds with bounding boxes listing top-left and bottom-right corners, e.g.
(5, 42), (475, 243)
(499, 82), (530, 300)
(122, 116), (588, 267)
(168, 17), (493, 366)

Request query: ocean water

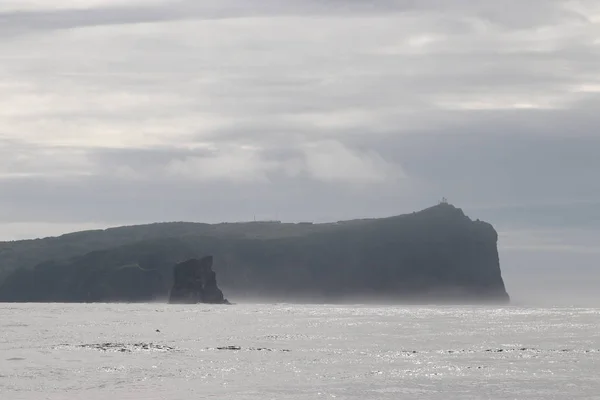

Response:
(1, 304), (599, 400)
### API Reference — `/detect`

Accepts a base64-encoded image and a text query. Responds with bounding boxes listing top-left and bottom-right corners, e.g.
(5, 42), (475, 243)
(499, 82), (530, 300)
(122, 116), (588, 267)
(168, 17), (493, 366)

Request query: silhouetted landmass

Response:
(0, 204), (510, 303)
(169, 256), (228, 304)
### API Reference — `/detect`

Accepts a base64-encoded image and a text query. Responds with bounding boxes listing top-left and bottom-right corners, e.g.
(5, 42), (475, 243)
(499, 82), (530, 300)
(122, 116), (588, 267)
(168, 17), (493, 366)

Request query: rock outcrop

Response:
(168, 256), (228, 304)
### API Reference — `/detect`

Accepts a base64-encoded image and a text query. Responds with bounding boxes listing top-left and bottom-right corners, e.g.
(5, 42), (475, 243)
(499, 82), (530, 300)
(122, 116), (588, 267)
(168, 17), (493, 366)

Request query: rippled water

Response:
(1, 303), (600, 399)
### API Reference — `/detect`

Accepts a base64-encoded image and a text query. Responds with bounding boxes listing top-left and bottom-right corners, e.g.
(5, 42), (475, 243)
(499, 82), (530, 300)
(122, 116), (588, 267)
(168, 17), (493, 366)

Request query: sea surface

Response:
(1, 303), (600, 400)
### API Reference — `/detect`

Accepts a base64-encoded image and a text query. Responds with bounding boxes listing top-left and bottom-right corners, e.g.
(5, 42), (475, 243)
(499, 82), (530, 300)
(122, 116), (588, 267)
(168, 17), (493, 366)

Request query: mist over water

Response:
(501, 250), (600, 308)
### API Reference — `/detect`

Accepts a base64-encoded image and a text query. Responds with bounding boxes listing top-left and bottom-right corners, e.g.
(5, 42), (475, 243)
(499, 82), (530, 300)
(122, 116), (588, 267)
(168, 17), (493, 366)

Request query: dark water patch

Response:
(217, 346), (241, 351)
(77, 342), (175, 353)
(483, 348), (599, 354)
(215, 346), (291, 352)
(435, 347), (600, 355)
(6, 357), (26, 361)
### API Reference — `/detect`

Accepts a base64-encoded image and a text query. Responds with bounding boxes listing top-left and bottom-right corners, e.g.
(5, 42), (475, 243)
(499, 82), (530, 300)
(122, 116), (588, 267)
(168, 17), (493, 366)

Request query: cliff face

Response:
(0, 204), (509, 304)
(0, 261), (166, 303)
(169, 256), (227, 304)
(213, 203), (509, 303)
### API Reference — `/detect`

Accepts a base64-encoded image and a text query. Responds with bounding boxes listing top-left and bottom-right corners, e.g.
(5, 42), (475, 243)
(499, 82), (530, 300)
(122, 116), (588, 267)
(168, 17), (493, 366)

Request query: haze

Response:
(1, 0), (599, 305)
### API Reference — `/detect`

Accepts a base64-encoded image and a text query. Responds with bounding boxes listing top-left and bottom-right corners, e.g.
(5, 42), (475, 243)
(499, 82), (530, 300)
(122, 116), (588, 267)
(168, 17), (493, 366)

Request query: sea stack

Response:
(168, 256), (228, 304)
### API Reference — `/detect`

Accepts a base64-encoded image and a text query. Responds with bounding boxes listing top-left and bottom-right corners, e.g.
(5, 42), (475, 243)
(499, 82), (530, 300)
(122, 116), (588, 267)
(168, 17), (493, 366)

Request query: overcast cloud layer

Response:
(1, 0), (599, 270)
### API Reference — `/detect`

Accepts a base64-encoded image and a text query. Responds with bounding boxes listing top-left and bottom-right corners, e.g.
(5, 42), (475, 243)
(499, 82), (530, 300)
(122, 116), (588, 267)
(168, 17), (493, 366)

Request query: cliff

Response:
(0, 204), (509, 303)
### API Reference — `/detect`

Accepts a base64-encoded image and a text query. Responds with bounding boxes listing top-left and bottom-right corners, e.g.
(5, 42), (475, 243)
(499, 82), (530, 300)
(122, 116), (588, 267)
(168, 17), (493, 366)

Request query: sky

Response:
(1, 1), (599, 302)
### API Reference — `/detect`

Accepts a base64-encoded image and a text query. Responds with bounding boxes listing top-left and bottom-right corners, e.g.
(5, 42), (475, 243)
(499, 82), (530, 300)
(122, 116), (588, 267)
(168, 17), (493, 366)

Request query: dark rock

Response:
(168, 256), (228, 304)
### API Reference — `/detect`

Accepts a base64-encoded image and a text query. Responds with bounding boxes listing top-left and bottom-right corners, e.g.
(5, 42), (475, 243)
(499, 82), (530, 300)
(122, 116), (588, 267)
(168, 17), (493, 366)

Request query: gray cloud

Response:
(0, 0), (599, 254)
(0, 1), (306, 35)
(0, 0), (591, 38)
